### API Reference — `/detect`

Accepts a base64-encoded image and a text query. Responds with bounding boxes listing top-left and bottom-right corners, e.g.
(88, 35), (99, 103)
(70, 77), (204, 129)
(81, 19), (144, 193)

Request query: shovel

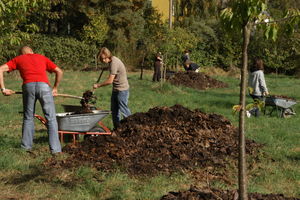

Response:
(92, 67), (106, 94)
(13, 91), (83, 100)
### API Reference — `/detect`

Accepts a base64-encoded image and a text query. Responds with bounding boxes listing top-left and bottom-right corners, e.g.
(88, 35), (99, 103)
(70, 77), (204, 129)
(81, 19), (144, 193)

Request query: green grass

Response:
(0, 71), (299, 199)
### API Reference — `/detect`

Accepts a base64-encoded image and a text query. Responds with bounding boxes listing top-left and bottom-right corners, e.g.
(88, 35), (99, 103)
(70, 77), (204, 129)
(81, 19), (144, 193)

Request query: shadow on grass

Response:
(33, 129), (48, 144)
(6, 165), (78, 189)
(206, 100), (235, 109)
(7, 167), (45, 185)
(287, 154), (300, 161)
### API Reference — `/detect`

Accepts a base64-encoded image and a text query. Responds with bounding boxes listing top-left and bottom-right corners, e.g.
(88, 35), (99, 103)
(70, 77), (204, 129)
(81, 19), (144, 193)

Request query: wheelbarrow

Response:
(264, 95), (297, 118)
(35, 106), (111, 144)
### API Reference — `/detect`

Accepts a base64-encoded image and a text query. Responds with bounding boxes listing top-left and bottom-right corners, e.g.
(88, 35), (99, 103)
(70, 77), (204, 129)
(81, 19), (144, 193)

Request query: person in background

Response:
(93, 47), (131, 129)
(181, 50), (190, 67)
(247, 58), (269, 117)
(152, 52), (162, 82)
(0, 46), (63, 155)
(184, 60), (200, 72)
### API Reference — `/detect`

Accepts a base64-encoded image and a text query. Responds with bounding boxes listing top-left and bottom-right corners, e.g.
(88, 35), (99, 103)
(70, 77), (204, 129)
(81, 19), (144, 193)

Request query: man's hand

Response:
(2, 89), (15, 96)
(263, 91), (269, 96)
(93, 83), (100, 89)
(52, 87), (58, 96)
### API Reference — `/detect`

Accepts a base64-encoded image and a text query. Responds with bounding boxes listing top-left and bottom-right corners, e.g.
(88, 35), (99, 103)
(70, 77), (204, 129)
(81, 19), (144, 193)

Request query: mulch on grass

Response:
(47, 104), (261, 182)
(168, 72), (228, 90)
(161, 186), (300, 200)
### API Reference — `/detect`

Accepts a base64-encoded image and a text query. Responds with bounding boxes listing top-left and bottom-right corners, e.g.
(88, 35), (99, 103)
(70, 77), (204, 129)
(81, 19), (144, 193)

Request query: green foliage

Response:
(159, 27), (199, 65)
(0, 0), (47, 45)
(82, 0), (145, 66)
(29, 34), (97, 69)
(0, 34), (97, 70)
(82, 13), (109, 45)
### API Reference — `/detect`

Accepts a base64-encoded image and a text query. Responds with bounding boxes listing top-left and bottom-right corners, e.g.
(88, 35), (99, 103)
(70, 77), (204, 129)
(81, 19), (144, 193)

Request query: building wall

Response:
(151, 0), (170, 21)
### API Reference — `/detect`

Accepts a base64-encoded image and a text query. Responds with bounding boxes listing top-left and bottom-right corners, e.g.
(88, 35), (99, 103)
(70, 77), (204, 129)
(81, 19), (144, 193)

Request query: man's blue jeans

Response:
(22, 82), (61, 153)
(111, 90), (131, 128)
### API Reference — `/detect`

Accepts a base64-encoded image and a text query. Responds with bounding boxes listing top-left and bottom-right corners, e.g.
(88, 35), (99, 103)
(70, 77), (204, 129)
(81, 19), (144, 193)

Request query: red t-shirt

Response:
(6, 53), (57, 85)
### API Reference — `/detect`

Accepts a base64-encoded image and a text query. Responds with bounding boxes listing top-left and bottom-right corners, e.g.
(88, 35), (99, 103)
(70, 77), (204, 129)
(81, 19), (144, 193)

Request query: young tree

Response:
(0, 0), (47, 45)
(221, 1), (299, 199)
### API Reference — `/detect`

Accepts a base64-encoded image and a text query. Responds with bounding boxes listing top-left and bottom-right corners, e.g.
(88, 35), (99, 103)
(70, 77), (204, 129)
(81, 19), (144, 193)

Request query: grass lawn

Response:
(0, 70), (299, 199)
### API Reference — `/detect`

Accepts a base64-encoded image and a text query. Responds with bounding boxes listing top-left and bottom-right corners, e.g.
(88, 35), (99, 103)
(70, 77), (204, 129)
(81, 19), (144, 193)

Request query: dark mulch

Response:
(161, 186), (300, 200)
(168, 72), (228, 90)
(46, 104), (261, 182)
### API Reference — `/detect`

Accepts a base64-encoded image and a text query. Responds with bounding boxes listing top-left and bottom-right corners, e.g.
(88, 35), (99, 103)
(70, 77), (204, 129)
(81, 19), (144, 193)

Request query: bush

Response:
(0, 34), (98, 70)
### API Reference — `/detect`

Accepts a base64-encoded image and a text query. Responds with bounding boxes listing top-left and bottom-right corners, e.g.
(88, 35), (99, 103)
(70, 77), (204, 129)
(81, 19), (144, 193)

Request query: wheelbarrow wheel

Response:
(84, 127), (105, 140)
(281, 108), (295, 118)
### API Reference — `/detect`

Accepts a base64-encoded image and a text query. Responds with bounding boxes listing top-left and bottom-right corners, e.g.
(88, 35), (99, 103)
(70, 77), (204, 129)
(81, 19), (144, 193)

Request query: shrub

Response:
(0, 34), (98, 70)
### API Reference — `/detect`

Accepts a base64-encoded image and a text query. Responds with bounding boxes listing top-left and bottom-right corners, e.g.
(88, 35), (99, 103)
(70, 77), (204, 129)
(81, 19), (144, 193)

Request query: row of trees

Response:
(0, 0), (299, 74)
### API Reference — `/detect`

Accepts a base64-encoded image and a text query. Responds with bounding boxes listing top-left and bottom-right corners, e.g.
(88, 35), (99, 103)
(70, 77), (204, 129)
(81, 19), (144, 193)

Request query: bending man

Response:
(0, 46), (63, 154)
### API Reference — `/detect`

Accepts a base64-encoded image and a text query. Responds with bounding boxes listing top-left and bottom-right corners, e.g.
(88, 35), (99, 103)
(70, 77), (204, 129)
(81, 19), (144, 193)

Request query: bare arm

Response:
(52, 67), (63, 96)
(0, 64), (15, 96)
(93, 74), (115, 89)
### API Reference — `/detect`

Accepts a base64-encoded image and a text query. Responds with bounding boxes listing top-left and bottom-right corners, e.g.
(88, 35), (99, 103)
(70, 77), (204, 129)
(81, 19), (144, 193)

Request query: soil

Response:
(161, 186), (300, 200)
(168, 72), (228, 90)
(47, 105), (262, 182)
(76, 90), (97, 114)
(270, 95), (296, 101)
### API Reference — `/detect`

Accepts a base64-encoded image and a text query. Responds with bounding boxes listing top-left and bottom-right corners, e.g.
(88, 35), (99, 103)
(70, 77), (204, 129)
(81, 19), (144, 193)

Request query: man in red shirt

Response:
(0, 46), (63, 154)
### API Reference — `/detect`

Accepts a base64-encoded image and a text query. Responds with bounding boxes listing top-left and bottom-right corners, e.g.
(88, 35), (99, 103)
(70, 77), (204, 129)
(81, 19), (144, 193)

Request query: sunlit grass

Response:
(0, 71), (299, 199)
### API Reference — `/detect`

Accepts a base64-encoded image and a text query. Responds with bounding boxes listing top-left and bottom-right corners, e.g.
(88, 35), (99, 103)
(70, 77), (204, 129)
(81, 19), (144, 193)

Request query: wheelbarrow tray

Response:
(56, 110), (111, 132)
(265, 96), (297, 109)
(61, 104), (97, 112)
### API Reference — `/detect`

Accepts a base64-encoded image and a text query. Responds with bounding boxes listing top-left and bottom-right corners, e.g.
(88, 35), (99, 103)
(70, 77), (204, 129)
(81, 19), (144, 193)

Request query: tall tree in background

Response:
(221, 0), (299, 199)
(175, 0), (223, 18)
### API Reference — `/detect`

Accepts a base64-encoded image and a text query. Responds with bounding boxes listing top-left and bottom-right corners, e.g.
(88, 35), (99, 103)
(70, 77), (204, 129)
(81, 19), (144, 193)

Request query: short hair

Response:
(19, 46), (33, 55)
(255, 58), (264, 70)
(97, 47), (112, 62)
(251, 58), (264, 72)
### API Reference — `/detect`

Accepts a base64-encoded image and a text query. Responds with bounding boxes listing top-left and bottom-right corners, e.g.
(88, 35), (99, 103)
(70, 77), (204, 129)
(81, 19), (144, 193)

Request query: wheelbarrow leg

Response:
(72, 134), (76, 145)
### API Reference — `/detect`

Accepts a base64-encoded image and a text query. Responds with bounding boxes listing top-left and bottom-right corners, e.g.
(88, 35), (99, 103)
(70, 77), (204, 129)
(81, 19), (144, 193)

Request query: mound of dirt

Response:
(54, 105), (261, 179)
(161, 186), (300, 200)
(168, 72), (228, 90)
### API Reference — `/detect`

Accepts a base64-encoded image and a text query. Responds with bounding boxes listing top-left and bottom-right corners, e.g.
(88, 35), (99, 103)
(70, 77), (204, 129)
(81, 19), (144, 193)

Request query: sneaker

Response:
(246, 111), (251, 118)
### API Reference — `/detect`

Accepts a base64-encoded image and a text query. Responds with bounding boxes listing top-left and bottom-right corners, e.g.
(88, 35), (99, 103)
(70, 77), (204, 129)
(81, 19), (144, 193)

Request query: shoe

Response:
(51, 152), (64, 159)
(26, 150), (37, 158)
(246, 111), (251, 118)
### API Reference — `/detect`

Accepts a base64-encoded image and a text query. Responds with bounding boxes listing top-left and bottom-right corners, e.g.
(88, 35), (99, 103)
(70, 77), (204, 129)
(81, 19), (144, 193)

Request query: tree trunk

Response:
(140, 56), (144, 80)
(169, 0), (173, 29)
(238, 23), (251, 200)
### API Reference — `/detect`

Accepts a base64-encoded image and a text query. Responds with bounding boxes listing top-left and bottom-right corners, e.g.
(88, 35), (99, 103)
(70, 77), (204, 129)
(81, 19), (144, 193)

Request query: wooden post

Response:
(95, 54), (98, 69)
(140, 55), (145, 80)
(169, 0), (173, 29)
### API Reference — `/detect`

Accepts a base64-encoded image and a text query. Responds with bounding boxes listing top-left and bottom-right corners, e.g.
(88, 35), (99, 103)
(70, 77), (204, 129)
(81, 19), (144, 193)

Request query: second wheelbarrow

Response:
(264, 95), (297, 118)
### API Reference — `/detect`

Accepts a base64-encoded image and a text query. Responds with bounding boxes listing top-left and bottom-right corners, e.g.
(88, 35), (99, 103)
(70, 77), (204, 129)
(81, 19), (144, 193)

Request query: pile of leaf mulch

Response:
(161, 186), (300, 200)
(48, 104), (262, 181)
(168, 71), (228, 90)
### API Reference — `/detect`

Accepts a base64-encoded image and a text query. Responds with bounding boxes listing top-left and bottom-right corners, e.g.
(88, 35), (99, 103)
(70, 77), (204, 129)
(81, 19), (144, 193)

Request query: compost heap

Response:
(55, 105), (261, 179)
(161, 186), (300, 200)
(168, 71), (228, 90)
